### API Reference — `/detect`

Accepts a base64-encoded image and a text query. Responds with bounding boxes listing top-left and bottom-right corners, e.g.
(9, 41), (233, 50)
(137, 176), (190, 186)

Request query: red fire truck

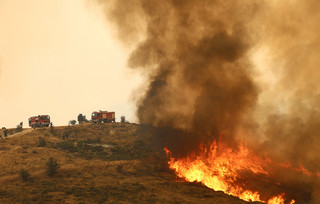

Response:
(28, 115), (51, 128)
(91, 111), (115, 123)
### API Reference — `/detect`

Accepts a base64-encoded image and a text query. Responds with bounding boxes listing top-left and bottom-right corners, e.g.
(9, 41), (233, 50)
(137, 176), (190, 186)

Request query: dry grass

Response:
(0, 123), (253, 203)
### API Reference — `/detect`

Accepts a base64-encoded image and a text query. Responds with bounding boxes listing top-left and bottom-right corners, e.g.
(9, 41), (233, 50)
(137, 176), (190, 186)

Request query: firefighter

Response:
(65, 132), (69, 140)
(20, 122), (23, 128)
(62, 132), (69, 140)
(49, 122), (54, 132)
(62, 131), (69, 140)
(3, 128), (8, 139)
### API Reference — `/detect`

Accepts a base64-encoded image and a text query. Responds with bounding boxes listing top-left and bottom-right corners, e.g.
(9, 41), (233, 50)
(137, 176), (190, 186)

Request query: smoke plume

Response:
(99, 0), (320, 203)
(102, 0), (260, 154)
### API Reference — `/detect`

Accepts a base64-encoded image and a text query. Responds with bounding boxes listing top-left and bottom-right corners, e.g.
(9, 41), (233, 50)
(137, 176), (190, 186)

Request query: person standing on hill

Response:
(64, 132), (69, 140)
(3, 128), (8, 138)
(49, 122), (54, 132)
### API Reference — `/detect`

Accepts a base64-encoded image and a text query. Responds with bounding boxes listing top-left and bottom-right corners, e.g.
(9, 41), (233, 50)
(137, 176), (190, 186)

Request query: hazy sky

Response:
(0, 0), (142, 128)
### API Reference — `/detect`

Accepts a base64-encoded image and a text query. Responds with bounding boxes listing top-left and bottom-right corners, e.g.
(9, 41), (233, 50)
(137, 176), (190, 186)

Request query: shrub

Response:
(38, 137), (46, 147)
(20, 169), (31, 182)
(69, 120), (77, 126)
(116, 164), (125, 174)
(85, 137), (101, 144)
(46, 157), (60, 177)
(77, 114), (88, 124)
(56, 141), (77, 152)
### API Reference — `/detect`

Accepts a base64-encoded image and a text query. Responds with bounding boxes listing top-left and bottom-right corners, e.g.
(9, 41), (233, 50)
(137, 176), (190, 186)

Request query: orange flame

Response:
(164, 140), (296, 203)
(279, 162), (320, 178)
(267, 194), (295, 204)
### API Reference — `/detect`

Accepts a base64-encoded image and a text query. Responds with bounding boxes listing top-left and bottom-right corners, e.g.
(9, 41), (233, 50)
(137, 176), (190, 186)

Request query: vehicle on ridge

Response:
(91, 111), (115, 123)
(29, 115), (51, 128)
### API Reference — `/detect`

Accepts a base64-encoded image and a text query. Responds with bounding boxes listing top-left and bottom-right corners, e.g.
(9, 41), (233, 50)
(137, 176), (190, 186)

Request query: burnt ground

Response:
(0, 123), (257, 203)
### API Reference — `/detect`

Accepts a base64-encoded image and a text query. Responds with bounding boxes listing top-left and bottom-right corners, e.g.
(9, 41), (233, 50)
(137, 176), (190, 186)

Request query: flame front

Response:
(164, 141), (296, 203)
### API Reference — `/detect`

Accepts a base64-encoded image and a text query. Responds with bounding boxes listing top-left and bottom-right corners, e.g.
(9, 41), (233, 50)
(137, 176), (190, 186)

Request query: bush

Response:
(46, 157), (60, 177)
(85, 137), (101, 144)
(77, 114), (88, 124)
(69, 120), (77, 126)
(20, 169), (31, 182)
(38, 137), (46, 147)
(56, 141), (77, 152)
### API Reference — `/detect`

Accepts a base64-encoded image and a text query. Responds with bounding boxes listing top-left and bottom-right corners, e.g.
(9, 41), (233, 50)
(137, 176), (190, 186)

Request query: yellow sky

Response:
(0, 0), (142, 128)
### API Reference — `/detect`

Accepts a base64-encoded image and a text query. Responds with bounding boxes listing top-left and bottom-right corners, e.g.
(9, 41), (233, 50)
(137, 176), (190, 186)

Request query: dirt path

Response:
(7, 128), (34, 138)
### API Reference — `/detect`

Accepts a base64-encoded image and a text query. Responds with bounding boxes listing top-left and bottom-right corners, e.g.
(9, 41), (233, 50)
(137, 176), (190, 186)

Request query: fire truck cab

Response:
(29, 115), (51, 128)
(91, 111), (115, 123)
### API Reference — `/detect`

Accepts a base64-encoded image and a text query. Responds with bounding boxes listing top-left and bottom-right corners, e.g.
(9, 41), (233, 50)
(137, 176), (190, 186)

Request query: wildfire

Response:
(279, 162), (320, 178)
(164, 140), (296, 204)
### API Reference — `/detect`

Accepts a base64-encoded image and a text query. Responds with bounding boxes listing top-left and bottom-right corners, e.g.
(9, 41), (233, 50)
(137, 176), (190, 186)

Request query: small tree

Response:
(38, 137), (46, 147)
(77, 114), (88, 124)
(77, 114), (83, 123)
(69, 120), (76, 126)
(19, 169), (31, 182)
(46, 157), (60, 177)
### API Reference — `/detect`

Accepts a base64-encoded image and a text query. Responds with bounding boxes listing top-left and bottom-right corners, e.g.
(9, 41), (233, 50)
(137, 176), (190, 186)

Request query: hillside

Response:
(0, 123), (251, 203)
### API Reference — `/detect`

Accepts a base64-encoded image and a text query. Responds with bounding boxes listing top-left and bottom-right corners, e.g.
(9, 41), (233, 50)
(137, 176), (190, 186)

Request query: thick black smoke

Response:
(99, 0), (320, 203)
(101, 0), (259, 156)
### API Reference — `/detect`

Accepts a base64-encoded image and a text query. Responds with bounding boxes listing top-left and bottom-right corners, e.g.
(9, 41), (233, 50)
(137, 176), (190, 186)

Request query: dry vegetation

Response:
(0, 123), (253, 203)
